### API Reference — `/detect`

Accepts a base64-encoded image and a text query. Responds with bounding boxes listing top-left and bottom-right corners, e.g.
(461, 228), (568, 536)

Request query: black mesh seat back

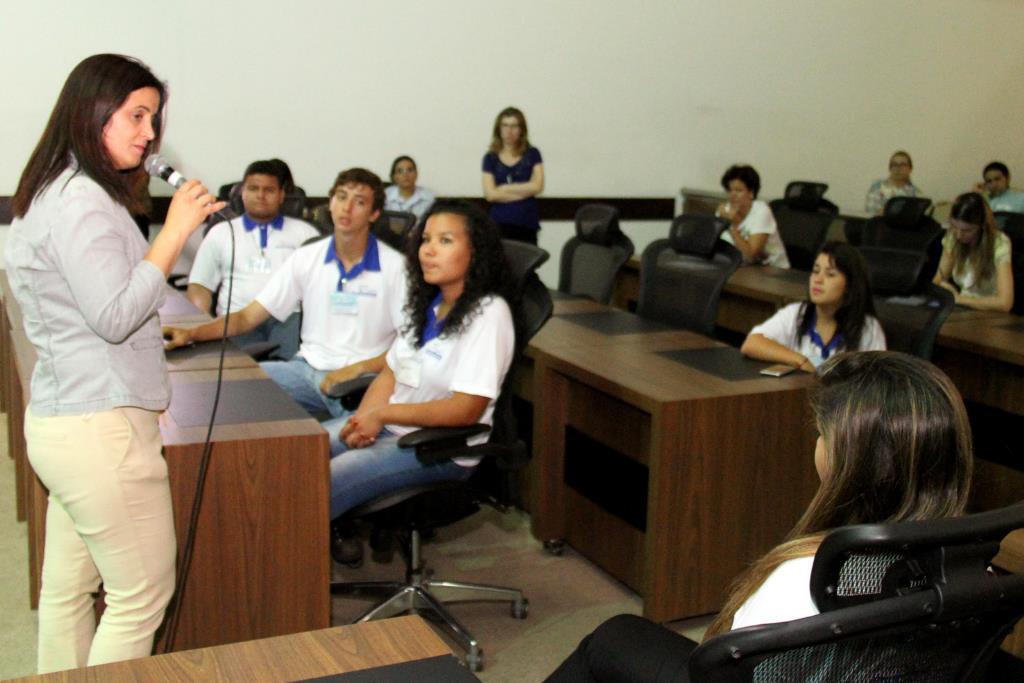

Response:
(503, 239), (550, 283)
(883, 196), (933, 230)
(372, 210), (416, 251)
(575, 203), (621, 243)
(873, 284), (954, 360)
(771, 206), (834, 272)
(858, 246), (927, 296)
(560, 241), (633, 303)
(637, 239), (741, 335)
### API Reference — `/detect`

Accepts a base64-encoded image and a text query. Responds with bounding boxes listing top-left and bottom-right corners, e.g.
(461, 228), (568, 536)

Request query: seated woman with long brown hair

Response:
(544, 351), (974, 682)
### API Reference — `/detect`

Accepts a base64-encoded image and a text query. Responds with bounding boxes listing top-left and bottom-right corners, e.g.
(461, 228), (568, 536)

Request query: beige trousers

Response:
(25, 406), (176, 673)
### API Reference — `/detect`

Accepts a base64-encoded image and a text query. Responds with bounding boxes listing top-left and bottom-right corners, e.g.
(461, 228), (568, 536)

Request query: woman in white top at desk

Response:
(383, 155), (435, 220)
(544, 351), (972, 682)
(716, 164), (790, 269)
(741, 241), (886, 371)
(327, 199), (516, 562)
(5, 54), (224, 671)
(933, 191), (1014, 312)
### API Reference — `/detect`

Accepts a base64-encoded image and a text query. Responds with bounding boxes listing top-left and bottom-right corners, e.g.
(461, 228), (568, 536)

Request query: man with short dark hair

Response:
(977, 161), (1024, 214)
(187, 159), (318, 358)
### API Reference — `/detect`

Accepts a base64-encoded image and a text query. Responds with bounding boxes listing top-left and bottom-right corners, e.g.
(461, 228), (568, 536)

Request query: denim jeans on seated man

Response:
(323, 427), (473, 519)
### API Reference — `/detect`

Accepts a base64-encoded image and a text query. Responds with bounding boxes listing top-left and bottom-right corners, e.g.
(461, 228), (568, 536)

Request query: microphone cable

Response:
(163, 208), (237, 650)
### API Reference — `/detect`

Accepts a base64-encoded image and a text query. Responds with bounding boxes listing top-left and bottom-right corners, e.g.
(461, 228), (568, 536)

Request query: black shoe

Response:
(331, 525), (364, 567)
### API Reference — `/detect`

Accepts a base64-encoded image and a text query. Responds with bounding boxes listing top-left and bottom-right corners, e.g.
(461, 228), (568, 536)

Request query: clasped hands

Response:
(340, 410), (382, 449)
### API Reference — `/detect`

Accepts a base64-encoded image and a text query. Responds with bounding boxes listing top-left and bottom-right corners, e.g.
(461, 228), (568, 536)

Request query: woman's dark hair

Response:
(948, 191), (999, 287)
(706, 351), (972, 638)
(720, 164), (761, 198)
(403, 199), (515, 347)
(389, 155), (417, 181)
(489, 106), (530, 155)
(797, 241), (875, 351)
(13, 54), (166, 217)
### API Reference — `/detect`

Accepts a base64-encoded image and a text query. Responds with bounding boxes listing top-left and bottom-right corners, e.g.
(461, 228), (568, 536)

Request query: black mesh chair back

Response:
(503, 239), (550, 282)
(861, 197), (942, 283)
(873, 284), (954, 360)
(371, 210), (416, 252)
(858, 246), (929, 296)
(995, 212), (1024, 315)
(767, 204), (836, 272)
(689, 502), (1024, 682)
(636, 215), (739, 335)
(558, 203), (634, 303)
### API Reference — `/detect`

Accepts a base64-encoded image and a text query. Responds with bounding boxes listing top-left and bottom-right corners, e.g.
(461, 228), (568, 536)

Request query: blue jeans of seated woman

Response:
(325, 424), (474, 520)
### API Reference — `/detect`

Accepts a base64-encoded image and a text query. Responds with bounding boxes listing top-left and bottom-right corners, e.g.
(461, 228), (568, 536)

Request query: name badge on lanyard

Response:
(248, 254), (273, 274)
(330, 289), (359, 315)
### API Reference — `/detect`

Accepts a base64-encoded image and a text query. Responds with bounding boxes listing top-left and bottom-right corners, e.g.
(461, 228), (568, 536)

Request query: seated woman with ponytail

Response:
(544, 351), (974, 682)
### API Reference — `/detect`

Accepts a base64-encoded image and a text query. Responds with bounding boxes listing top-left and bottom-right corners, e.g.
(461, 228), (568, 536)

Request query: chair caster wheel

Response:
(512, 597), (529, 619)
(465, 649), (483, 672)
(544, 539), (565, 556)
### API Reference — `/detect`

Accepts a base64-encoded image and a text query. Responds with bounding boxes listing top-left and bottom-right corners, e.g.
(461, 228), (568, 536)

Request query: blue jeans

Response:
(327, 429), (474, 519)
(261, 357), (352, 453)
(233, 311), (300, 361)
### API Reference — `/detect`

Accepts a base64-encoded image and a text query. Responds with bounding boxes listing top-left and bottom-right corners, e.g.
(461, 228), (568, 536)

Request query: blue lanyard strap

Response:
(422, 292), (445, 345)
(808, 307), (844, 360)
(324, 234), (381, 291)
(242, 214), (284, 250)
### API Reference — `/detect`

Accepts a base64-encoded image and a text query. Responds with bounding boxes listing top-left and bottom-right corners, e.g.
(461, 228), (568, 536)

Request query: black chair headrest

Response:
(858, 246), (927, 296)
(883, 197), (932, 230)
(669, 214), (729, 258)
(783, 181), (829, 211)
(574, 203), (622, 246)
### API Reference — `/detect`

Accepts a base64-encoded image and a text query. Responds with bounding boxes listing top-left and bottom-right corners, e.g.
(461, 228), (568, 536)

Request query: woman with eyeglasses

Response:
(865, 150), (922, 216)
(481, 106), (545, 244)
(933, 192), (1014, 312)
(384, 155), (435, 220)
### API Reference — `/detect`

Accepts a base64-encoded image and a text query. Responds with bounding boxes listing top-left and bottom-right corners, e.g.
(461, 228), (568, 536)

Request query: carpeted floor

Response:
(0, 410), (710, 680)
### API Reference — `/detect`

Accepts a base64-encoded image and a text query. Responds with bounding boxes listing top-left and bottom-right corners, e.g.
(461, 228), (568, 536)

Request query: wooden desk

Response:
(3, 276), (331, 652)
(10, 616), (462, 682)
(526, 304), (819, 622)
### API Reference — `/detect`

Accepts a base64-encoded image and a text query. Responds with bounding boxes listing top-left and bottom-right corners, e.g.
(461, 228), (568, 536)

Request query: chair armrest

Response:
(240, 341), (280, 362)
(168, 274), (189, 291)
(397, 424), (491, 449)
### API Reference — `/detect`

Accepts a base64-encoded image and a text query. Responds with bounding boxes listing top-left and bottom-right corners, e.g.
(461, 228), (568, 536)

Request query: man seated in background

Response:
(977, 161), (1024, 215)
(166, 168), (407, 426)
(187, 158), (319, 359)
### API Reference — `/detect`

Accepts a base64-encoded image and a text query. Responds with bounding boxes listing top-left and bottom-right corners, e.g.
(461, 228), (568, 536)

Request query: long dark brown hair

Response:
(13, 54), (166, 217)
(705, 351), (973, 638)
(797, 241), (876, 351)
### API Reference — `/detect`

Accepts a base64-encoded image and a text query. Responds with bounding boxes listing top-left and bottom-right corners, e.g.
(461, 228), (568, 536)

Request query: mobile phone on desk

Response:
(760, 363), (797, 377)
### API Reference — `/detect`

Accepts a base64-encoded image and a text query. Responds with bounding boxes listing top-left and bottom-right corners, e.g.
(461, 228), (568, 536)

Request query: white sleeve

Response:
(388, 258), (409, 332)
(732, 557), (818, 630)
(749, 303), (802, 349)
(741, 201), (777, 236)
(188, 224), (226, 290)
(449, 298), (515, 400)
(858, 315), (887, 351)
(255, 248), (304, 322)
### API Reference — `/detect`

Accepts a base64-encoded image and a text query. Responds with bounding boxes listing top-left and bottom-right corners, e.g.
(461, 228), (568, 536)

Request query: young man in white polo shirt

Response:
(164, 168), (407, 428)
(186, 159), (319, 360)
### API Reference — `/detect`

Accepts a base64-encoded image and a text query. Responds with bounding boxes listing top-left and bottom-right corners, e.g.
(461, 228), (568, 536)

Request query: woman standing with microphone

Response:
(5, 54), (224, 672)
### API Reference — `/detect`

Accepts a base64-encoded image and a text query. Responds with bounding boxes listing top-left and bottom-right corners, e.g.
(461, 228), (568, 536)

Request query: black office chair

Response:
(768, 181), (838, 272)
(859, 246), (954, 361)
(328, 244), (553, 672)
(689, 501), (1024, 682)
(372, 210), (417, 252)
(861, 196), (942, 273)
(994, 212), (1024, 315)
(557, 203), (635, 303)
(636, 214), (741, 335)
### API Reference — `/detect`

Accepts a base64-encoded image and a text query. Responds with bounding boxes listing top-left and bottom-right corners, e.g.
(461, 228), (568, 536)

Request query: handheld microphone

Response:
(144, 154), (187, 189)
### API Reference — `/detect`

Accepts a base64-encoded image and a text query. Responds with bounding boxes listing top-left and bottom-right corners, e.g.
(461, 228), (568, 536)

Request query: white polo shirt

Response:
(386, 296), (515, 463)
(256, 234), (407, 370)
(750, 302), (886, 367)
(189, 214), (319, 315)
(719, 200), (791, 269)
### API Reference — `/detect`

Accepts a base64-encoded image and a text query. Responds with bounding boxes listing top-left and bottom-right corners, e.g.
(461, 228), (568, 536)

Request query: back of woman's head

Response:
(14, 54), (166, 217)
(802, 351), (972, 532)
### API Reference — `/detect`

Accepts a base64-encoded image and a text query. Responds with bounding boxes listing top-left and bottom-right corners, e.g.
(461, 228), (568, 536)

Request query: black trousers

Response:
(544, 614), (697, 682)
(498, 222), (539, 245)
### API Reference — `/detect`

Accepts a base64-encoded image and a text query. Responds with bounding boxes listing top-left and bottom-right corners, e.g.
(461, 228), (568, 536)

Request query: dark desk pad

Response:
(165, 340), (246, 365)
(764, 268), (809, 285)
(561, 310), (673, 335)
(657, 346), (774, 381)
(298, 655), (480, 682)
(168, 378), (309, 427)
(999, 321), (1024, 333)
(159, 292), (203, 317)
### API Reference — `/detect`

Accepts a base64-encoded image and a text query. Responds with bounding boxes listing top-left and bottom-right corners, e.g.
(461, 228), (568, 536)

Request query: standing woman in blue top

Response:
(5, 54), (224, 672)
(481, 106), (545, 244)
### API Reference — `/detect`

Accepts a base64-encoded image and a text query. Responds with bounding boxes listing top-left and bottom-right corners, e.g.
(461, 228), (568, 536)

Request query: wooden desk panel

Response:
(528, 311), (819, 622)
(12, 616), (454, 682)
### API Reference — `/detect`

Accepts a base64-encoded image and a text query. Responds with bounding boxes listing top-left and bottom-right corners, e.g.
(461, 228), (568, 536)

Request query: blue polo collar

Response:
(242, 214), (284, 250)
(422, 292), (446, 345)
(325, 234), (381, 290)
(808, 307), (844, 360)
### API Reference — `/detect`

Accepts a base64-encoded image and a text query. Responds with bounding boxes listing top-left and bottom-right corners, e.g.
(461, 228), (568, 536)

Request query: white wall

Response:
(3, 1), (1023, 280)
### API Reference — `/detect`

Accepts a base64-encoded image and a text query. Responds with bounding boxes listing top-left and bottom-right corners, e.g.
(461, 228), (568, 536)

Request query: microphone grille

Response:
(143, 154), (168, 177)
